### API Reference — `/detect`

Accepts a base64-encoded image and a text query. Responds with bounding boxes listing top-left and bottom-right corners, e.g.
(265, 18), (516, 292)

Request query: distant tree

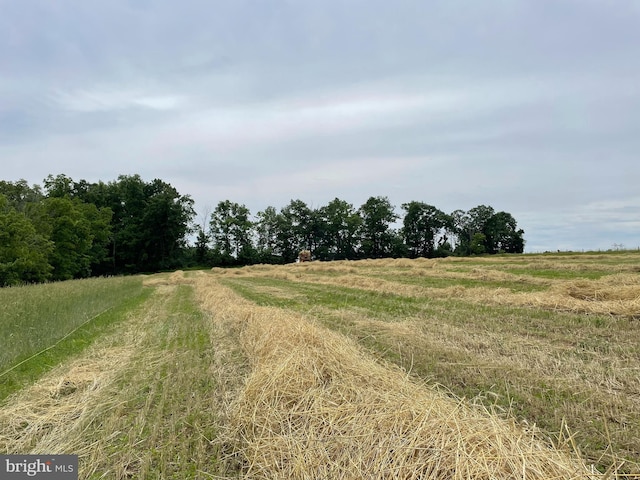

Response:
(358, 196), (399, 258)
(0, 194), (53, 286)
(255, 206), (284, 263)
(210, 200), (253, 264)
(451, 205), (495, 255)
(141, 179), (195, 270)
(194, 226), (211, 264)
(43, 174), (76, 198)
(470, 232), (487, 255)
(484, 211), (525, 253)
(88, 175), (195, 273)
(317, 198), (362, 260)
(449, 209), (472, 255)
(283, 199), (318, 253)
(37, 197), (94, 280)
(0, 179), (43, 212)
(401, 202), (450, 258)
(81, 201), (113, 272)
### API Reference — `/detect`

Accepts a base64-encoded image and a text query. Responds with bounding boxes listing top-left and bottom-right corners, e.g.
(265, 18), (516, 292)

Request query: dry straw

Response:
(0, 345), (133, 454)
(261, 260), (640, 318)
(202, 279), (600, 479)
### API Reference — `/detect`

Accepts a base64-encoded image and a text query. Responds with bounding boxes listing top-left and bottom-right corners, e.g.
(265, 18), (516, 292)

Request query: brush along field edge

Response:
(195, 273), (600, 479)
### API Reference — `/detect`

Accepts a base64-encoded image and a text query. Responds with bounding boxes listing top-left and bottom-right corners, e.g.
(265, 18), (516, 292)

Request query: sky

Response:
(1, 0), (639, 252)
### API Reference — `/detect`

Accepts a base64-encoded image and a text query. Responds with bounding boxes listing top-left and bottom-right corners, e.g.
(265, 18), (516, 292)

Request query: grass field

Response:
(0, 276), (147, 401)
(1, 252), (639, 478)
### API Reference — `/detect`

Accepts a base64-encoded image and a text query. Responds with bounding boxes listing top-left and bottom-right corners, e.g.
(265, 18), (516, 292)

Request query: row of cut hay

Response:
(254, 266), (640, 318)
(493, 274), (640, 317)
(142, 269), (192, 287)
(561, 274), (640, 301)
(203, 280), (600, 479)
(240, 259), (553, 288)
(0, 344), (135, 454)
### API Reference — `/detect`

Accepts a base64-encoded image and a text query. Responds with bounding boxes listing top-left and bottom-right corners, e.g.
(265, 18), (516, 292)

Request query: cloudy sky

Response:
(1, 1), (638, 252)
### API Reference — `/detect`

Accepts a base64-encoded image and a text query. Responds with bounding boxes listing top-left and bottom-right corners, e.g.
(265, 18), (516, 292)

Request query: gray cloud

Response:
(1, 0), (639, 251)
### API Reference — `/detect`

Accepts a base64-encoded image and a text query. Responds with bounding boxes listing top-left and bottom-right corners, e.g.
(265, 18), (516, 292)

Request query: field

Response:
(1, 252), (639, 478)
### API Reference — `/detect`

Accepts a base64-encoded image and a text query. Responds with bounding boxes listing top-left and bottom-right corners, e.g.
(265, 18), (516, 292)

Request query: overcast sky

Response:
(1, 1), (638, 252)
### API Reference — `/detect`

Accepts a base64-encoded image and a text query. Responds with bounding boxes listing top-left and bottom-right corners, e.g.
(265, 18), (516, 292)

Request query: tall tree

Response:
(0, 180), (43, 212)
(38, 197), (93, 280)
(484, 211), (525, 253)
(210, 200), (253, 264)
(43, 174), (76, 198)
(0, 194), (52, 286)
(88, 175), (195, 272)
(451, 205), (495, 255)
(281, 200), (318, 254)
(255, 206), (283, 263)
(140, 179), (195, 270)
(401, 202), (449, 258)
(193, 226), (211, 265)
(317, 198), (362, 260)
(358, 196), (399, 258)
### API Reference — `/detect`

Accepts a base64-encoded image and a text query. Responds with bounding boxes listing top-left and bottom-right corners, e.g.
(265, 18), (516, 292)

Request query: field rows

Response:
(214, 253), (640, 474)
(1, 252), (639, 478)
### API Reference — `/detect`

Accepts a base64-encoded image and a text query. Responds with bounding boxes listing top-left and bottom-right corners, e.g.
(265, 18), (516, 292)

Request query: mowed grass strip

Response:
(217, 255), (640, 475)
(0, 275), (248, 479)
(0, 277), (147, 402)
(73, 282), (245, 479)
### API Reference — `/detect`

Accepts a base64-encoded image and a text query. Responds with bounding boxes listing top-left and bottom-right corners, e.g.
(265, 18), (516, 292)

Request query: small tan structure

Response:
(298, 250), (311, 262)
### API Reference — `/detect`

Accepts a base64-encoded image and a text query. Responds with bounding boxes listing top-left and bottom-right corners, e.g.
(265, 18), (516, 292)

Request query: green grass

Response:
(78, 284), (245, 479)
(375, 272), (547, 292)
(221, 276), (425, 319)
(0, 276), (148, 402)
(504, 268), (608, 279)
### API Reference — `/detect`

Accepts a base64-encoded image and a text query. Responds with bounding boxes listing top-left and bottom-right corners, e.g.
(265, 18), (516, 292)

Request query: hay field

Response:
(1, 253), (638, 478)
(215, 251), (640, 476)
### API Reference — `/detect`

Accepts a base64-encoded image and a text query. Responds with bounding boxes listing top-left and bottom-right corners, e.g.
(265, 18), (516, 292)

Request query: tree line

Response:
(1, 174), (525, 286)
(200, 196), (524, 266)
(0, 175), (194, 286)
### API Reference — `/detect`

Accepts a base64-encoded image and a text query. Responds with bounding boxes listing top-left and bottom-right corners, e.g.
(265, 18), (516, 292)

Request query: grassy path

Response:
(0, 275), (247, 479)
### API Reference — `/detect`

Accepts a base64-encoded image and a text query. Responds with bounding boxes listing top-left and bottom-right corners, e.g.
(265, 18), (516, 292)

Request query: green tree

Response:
(282, 199), (318, 254)
(90, 175), (194, 273)
(43, 174), (76, 198)
(141, 179), (195, 270)
(450, 205), (495, 255)
(470, 232), (487, 255)
(401, 202), (449, 258)
(0, 179), (43, 212)
(255, 206), (284, 263)
(0, 194), (52, 286)
(358, 196), (399, 258)
(317, 198), (362, 260)
(38, 197), (94, 280)
(484, 211), (525, 253)
(210, 200), (253, 264)
(194, 227), (211, 265)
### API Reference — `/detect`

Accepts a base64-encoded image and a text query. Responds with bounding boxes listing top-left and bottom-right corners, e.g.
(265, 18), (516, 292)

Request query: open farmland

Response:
(215, 251), (640, 476)
(1, 252), (639, 478)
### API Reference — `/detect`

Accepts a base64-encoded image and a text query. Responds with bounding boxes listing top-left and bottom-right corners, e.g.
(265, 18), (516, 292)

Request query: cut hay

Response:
(204, 282), (599, 479)
(239, 261), (639, 318)
(0, 346), (133, 454)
